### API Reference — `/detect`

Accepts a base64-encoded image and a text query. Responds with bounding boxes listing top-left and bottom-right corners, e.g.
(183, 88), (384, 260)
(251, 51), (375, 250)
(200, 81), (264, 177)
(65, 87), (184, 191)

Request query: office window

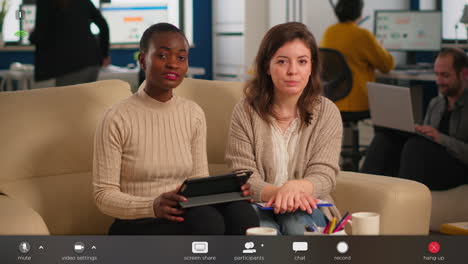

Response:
(90, 0), (100, 8)
(442, 0), (468, 41)
(2, 0), (21, 42)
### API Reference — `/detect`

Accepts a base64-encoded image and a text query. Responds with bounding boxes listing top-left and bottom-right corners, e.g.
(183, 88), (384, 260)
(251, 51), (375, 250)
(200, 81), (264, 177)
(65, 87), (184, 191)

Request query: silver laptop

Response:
(367, 82), (437, 142)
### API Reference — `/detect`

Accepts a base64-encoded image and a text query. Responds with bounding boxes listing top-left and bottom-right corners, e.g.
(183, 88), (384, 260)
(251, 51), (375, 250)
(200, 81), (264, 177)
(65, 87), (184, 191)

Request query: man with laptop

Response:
(361, 48), (468, 190)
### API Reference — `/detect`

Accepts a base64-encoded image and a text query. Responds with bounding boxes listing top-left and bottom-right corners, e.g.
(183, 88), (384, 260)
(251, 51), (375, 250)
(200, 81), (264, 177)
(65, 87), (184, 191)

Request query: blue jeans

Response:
(252, 205), (328, 235)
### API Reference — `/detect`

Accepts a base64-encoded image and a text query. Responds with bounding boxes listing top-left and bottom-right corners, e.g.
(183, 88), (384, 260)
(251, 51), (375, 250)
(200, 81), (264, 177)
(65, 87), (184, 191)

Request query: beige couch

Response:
(0, 80), (131, 235)
(176, 78), (431, 235)
(431, 186), (468, 231)
(0, 78), (431, 235)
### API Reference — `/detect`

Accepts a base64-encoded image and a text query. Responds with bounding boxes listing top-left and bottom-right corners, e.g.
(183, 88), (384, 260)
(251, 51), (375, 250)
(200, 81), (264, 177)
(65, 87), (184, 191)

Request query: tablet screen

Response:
(178, 171), (252, 197)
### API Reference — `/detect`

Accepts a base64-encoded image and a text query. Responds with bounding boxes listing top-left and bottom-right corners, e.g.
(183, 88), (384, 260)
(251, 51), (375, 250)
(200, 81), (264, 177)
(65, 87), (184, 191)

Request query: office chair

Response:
(319, 48), (369, 171)
(319, 48), (352, 102)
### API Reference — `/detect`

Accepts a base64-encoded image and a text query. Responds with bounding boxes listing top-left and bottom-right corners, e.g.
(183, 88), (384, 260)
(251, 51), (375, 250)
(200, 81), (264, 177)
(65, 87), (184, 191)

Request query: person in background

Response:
(31, 0), (110, 86)
(225, 22), (343, 235)
(93, 23), (258, 235)
(361, 48), (468, 190)
(320, 0), (394, 115)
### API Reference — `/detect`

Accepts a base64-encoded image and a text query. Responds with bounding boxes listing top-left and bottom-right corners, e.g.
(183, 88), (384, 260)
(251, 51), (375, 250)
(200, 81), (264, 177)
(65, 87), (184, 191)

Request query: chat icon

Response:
(192, 241), (208, 254)
(292, 242), (308, 252)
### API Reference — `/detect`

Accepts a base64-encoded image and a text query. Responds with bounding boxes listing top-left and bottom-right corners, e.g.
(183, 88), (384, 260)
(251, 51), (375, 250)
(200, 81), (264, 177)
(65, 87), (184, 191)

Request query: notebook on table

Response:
(255, 199), (333, 210)
(440, 222), (468, 235)
(177, 171), (252, 208)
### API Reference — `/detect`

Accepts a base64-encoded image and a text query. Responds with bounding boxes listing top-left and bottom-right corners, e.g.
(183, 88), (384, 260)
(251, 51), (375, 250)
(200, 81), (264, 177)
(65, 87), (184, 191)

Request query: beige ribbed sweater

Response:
(93, 89), (208, 220)
(225, 97), (343, 209)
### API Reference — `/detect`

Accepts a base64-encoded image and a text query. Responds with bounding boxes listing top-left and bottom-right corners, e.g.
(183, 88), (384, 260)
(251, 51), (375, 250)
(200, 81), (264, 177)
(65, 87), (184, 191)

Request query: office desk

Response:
(0, 66), (206, 92)
(376, 70), (436, 124)
(0, 70), (34, 91)
(376, 70), (435, 82)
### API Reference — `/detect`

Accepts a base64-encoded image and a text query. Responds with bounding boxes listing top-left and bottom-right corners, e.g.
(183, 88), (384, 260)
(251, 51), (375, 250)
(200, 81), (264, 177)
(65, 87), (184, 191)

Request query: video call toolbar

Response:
(2, 236), (467, 264)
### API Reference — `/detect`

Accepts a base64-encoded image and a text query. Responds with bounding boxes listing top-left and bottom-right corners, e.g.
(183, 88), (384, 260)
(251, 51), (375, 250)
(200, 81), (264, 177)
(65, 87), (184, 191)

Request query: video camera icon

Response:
(74, 242), (85, 254)
(192, 241), (208, 254)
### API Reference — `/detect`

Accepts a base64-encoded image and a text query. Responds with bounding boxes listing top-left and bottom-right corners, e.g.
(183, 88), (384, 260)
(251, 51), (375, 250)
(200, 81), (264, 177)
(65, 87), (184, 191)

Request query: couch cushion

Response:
(333, 171), (432, 235)
(431, 185), (468, 231)
(208, 164), (231, 175)
(176, 78), (244, 165)
(0, 195), (49, 235)
(0, 80), (131, 234)
(0, 172), (113, 234)
(0, 80), (131, 184)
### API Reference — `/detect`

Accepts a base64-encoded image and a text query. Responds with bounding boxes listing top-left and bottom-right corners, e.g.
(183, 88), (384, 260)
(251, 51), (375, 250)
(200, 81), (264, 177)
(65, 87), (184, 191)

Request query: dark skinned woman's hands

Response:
(153, 186), (187, 222)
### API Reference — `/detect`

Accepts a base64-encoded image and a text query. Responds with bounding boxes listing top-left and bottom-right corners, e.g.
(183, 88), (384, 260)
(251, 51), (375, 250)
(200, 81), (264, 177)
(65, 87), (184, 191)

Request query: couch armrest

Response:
(331, 171), (431, 235)
(0, 195), (50, 235)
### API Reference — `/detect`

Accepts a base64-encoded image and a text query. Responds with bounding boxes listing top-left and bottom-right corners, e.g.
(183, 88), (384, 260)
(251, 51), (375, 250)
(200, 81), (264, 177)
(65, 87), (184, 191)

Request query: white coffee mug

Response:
(348, 212), (380, 235)
(246, 227), (278, 236)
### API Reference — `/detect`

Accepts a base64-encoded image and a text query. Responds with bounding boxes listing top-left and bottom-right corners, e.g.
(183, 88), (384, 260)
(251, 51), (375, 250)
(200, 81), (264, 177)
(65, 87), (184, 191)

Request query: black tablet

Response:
(177, 171), (252, 208)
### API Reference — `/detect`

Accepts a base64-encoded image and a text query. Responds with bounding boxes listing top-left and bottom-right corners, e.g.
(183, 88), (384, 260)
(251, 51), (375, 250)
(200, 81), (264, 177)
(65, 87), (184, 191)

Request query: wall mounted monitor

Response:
(101, 0), (179, 44)
(374, 10), (442, 51)
(442, 0), (468, 42)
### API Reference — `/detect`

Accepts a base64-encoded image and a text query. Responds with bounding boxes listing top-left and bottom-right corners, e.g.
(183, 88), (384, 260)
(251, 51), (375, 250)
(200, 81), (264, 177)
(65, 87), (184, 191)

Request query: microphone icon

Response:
(18, 242), (30, 253)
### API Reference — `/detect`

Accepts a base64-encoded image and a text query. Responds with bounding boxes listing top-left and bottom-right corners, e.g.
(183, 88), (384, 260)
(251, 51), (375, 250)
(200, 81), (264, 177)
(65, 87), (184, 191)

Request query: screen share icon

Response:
(192, 241), (208, 254)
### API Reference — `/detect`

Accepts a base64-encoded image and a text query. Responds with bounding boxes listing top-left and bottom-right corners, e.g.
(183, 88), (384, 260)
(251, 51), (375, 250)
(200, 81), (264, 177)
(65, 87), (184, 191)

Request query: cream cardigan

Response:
(225, 97), (343, 217)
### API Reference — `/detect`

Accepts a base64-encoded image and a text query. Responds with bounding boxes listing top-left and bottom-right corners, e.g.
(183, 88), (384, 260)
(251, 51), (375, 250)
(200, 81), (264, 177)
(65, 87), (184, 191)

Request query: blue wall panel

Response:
(188, 0), (213, 80)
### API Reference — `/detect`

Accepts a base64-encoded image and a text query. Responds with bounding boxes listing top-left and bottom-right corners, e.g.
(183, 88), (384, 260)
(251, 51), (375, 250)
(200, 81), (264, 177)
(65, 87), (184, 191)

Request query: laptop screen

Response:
(367, 82), (416, 133)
